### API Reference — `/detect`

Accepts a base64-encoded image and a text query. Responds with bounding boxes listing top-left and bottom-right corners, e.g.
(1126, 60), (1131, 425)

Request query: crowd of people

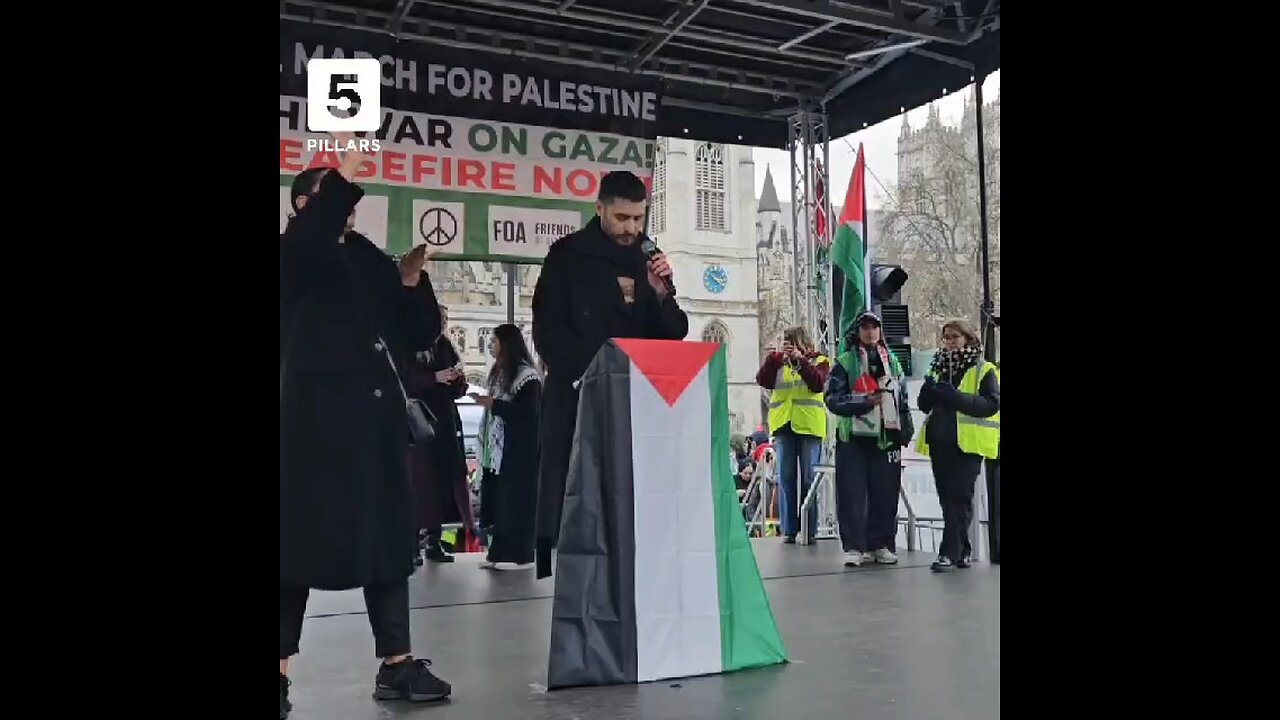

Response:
(279, 134), (998, 718)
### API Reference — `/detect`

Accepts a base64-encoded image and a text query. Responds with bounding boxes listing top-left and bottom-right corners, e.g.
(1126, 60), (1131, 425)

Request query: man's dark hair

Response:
(290, 167), (331, 212)
(598, 171), (648, 204)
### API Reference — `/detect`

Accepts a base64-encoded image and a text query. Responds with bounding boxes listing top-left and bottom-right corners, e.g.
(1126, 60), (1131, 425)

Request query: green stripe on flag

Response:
(831, 222), (866, 354)
(710, 346), (789, 671)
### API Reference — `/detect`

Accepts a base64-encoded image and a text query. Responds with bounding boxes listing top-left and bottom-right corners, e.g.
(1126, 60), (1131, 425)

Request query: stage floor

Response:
(291, 538), (999, 720)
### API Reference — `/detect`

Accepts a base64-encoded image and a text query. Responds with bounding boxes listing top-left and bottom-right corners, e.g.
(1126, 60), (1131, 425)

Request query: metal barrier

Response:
(785, 453), (992, 559)
(899, 476), (918, 552)
(897, 517), (989, 554)
(798, 463), (838, 544)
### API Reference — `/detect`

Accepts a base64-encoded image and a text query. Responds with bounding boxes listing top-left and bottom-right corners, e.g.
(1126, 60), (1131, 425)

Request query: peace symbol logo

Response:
(418, 207), (458, 247)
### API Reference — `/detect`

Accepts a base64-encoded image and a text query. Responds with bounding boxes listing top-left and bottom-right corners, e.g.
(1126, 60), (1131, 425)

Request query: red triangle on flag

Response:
(839, 143), (865, 226)
(613, 339), (719, 407)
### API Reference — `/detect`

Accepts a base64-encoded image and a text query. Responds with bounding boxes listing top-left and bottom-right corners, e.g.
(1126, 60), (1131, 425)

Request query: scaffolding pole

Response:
(786, 106), (834, 355)
(974, 74), (996, 361)
(788, 105), (835, 465)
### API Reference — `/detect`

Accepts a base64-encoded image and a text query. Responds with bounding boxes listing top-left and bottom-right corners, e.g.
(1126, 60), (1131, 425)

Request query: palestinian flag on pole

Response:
(547, 338), (788, 689)
(832, 143), (869, 353)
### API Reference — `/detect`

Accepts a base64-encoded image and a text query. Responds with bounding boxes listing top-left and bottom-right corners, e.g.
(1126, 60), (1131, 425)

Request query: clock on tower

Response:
(702, 265), (728, 294)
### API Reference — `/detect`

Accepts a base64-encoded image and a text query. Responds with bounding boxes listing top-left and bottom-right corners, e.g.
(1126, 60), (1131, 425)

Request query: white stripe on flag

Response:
(630, 363), (722, 682)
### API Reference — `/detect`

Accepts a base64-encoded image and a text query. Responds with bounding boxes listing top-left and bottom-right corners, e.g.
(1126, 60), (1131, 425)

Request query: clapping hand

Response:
(400, 244), (439, 286)
(468, 392), (495, 409)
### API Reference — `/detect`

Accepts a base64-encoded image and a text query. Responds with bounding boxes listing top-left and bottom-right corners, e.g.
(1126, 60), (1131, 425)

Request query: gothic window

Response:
(449, 327), (467, 358)
(694, 142), (727, 232)
(478, 326), (493, 354)
(650, 138), (667, 235)
(701, 320), (731, 363)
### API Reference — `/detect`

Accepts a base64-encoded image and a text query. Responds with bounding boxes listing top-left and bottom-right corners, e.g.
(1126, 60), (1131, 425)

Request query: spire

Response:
(758, 165), (781, 214)
(900, 112), (911, 138)
(927, 102), (941, 126)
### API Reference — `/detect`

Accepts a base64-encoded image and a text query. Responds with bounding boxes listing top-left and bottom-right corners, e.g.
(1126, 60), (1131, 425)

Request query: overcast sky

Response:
(752, 70), (1000, 212)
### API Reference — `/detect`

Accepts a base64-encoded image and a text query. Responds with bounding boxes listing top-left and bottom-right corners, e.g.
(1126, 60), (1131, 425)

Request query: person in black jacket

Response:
(405, 303), (476, 565)
(917, 320), (1000, 572)
(279, 140), (451, 716)
(824, 312), (914, 568)
(531, 170), (689, 578)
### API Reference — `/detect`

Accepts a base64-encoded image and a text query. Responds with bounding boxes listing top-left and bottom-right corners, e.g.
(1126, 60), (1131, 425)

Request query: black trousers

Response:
(930, 445), (982, 562)
(985, 458), (1000, 564)
(280, 579), (411, 659)
(834, 439), (901, 553)
(535, 379), (579, 578)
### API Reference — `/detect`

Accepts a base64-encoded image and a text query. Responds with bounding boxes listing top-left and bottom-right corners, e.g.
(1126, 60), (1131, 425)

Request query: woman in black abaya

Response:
(471, 324), (542, 570)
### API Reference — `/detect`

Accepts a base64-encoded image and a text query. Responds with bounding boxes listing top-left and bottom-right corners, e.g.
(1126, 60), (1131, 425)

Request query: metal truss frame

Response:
(786, 105), (833, 356)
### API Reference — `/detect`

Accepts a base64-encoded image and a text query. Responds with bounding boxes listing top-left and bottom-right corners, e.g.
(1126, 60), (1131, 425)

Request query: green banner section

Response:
(281, 175), (591, 264)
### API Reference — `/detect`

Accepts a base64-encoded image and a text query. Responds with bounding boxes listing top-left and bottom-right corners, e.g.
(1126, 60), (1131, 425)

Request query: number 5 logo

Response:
(306, 58), (381, 132)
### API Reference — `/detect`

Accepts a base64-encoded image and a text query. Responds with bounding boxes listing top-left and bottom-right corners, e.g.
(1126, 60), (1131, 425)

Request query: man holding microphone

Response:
(531, 170), (689, 578)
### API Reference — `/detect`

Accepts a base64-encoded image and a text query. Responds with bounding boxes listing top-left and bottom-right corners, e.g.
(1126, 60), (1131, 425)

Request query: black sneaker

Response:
(280, 673), (292, 719)
(930, 556), (955, 572)
(424, 543), (455, 563)
(782, 535), (796, 544)
(373, 657), (451, 702)
(956, 556), (972, 569)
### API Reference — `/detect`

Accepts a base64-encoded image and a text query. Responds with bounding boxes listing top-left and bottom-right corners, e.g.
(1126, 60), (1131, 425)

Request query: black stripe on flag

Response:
(547, 342), (638, 689)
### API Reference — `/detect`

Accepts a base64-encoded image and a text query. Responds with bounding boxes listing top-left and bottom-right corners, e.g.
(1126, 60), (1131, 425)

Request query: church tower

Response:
(755, 165), (792, 359)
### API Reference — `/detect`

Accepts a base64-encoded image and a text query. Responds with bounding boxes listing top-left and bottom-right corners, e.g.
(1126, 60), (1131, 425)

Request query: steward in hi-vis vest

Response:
(916, 320), (1000, 572)
(755, 326), (830, 543)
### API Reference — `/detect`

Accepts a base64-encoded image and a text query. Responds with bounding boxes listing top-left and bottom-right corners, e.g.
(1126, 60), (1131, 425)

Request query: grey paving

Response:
(288, 539), (999, 720)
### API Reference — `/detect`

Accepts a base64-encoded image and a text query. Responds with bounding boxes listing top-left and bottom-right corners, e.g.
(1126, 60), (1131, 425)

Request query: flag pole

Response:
(861, 144), (871, 317)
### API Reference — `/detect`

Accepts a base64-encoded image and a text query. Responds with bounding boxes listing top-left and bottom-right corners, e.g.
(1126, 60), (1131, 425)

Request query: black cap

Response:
(853, 311), (882, 328)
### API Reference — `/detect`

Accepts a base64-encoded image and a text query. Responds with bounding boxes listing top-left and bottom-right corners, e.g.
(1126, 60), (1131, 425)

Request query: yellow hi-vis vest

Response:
(767, 355), (829, 437)
(916, 361), (1000, 459)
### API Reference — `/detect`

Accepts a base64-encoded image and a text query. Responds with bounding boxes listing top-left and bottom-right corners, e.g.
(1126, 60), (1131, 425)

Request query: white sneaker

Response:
(843, 551), (864, 567)
(492, 562), (534, 571)
(871, 548), (899, 565)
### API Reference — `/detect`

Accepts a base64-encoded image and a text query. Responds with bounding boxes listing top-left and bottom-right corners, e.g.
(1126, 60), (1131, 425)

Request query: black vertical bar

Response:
(506, 262), (516, 324)
(973, 74), (995, 362)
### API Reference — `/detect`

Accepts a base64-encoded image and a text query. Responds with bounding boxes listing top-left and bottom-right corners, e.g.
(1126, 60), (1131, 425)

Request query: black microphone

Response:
(639, 237), (676, 296)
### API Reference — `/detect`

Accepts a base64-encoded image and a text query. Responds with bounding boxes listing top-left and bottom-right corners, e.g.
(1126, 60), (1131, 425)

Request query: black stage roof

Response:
(280, 0), (1001, 148)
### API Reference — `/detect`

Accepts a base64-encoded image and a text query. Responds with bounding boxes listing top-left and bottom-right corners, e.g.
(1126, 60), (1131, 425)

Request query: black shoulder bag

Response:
(377, 336), (437, 445)
(337, 247), (438, 446)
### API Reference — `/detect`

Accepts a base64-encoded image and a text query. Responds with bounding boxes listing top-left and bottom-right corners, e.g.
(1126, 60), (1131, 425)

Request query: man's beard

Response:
(612, 233), (637, 246)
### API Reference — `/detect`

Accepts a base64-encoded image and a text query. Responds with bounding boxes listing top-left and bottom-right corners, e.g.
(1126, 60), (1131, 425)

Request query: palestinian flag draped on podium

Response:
(547, 338), (787, 689)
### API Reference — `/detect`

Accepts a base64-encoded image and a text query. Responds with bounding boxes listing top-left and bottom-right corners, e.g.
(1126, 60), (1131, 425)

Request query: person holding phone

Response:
(279, 132), (451, 716)
(755, 325), (830, 544)
(405, 303), (476, 565)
